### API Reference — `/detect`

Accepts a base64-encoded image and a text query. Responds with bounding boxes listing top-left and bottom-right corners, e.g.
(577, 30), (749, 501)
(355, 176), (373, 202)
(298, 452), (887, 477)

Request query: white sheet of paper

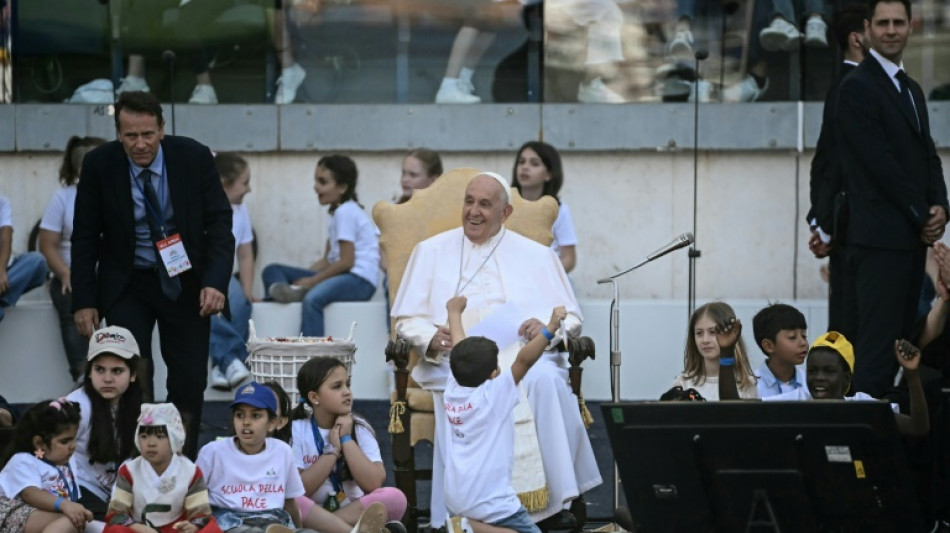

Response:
(467, 303), (525, 349)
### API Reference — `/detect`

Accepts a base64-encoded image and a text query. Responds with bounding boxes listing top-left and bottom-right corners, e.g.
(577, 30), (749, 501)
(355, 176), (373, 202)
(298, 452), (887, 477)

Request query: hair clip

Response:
(49, 397), (69, 411)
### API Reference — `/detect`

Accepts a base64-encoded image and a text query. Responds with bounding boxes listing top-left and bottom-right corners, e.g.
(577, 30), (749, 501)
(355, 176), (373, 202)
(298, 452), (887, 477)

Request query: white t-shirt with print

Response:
(67, 387), (118, 501)
(197, 437), (305, 512)
(291, 418), (381, 505)
(551, 202), (578, 258)
(39, 186), (78, 267)
(327, 200), (380, 286)
(0, 453), (76, 500)
(442, 370), (522, 523)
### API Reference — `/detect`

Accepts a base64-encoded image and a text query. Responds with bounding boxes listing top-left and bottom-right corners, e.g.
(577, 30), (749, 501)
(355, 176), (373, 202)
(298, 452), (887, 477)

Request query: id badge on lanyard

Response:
(134, 165), (192, 277)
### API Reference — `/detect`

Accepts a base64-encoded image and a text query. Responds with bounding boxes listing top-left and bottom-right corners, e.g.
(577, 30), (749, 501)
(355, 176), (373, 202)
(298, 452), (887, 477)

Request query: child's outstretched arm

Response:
(893, 339), (930, 437)
(446, 296), (468, 346)
(512, 307), (567, 384)
(715, 318), (742, 401)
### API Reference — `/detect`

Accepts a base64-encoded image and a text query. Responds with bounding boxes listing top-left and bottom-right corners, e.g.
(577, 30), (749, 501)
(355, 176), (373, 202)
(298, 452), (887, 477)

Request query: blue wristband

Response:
(340, 435), (353, 445)
(719, 357), (735, 366)
(541, 327), (555, 341)
(54, 497), (64, 512)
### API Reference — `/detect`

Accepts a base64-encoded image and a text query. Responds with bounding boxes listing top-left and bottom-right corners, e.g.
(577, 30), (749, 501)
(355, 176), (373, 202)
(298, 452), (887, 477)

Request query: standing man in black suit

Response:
(807, 3), (867, 337)
(837, 0), (948, 397)
(71, 91), (234, 457)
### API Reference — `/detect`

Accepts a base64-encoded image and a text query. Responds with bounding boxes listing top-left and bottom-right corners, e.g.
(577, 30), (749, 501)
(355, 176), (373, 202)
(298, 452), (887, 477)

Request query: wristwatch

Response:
(323, 444), (338, 457)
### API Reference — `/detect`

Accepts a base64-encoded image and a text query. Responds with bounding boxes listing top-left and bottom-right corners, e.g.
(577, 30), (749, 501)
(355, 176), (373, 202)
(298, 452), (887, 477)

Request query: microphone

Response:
(647, 232), (694, 261)
(598, 232), (694, 283)
(161, 50), (176, 63)
(694, 49), (709, 61)
(722, 1), (740, 15)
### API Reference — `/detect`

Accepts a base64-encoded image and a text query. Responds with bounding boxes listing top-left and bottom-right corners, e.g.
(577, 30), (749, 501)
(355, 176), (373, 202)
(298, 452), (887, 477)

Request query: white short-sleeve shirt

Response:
(291, 418), (382, 505)
(327, 200), (380, 286)
(442, 370), (522, 523)
(0, 197), (13, 228)
(0, 453), (76, 499)
(551, 202), (578, 257)
(197, 437), (305, 512)
(39, 186), (78, 267)
(231, 203), (254, 268)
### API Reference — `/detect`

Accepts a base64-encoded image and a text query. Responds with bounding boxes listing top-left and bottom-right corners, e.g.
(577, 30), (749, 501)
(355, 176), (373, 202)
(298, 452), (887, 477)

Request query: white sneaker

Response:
(759, 17), (801, 52)
(210, 366), (230, 391)
(116, 75), (149, 95)
(224, 359), (251, 388)
(804, 17), (828, 47)
(188, 84), (218, 104)
(723, 74), (769, 102)
(275, 62), (306, 104)
(577, 78), (625, 103)
(689, 79), (712, 102)
(351, 502), (388, 533)
(668, 29), (694, 57)
(435, 79), (481, 104)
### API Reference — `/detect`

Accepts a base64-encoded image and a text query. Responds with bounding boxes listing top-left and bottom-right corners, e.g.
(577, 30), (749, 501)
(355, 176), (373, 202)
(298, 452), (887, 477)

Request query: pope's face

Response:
(462, 175), (512, 245)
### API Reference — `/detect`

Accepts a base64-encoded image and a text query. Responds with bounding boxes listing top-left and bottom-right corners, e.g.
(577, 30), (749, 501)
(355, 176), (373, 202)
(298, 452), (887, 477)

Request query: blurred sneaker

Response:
(723, 74), (769, 102)
(689, 79), (712, 102)
(352, 502), (388, 533)
(804, 17), (828, 47)
(577, 78), (625, 103)
(275, 62), (307, 104)
(211, 366), (229, 390)
(188, 84), (218, 104)
(384, 522), (407, 533)
(435, 79), (480, 103)
(759, 17), (801, 51)
(225, 359), (251, 388)
(116, 75), (149, 95)
(668, 29), (694, 57)
(270, 282), (307, 303)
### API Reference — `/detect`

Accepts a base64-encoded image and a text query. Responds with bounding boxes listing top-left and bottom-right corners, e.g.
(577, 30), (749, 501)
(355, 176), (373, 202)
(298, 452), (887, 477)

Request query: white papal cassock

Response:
(391, 226), (602, 525)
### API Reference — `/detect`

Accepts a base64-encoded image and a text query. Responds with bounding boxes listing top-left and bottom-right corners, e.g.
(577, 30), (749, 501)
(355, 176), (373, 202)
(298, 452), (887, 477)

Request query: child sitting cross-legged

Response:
(104, 403), (220, 533)
(762, 332), (930, 437)
(751, 303), (809, 398)
(442, 296), (567, 533)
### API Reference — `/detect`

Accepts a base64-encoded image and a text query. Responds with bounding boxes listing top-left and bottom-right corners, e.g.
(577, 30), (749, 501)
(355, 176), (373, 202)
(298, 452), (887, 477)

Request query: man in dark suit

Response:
(71, 91), (234, 457)
(806, 3), (867, 337)
(837, 0), (948, 397)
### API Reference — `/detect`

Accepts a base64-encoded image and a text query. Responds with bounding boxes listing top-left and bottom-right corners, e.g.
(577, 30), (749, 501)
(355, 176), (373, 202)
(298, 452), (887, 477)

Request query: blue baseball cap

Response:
(230, 381), (277, 413)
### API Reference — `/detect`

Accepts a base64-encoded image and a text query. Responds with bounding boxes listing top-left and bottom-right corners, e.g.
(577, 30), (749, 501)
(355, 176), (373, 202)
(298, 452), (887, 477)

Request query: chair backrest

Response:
(373, 167), (559, 323)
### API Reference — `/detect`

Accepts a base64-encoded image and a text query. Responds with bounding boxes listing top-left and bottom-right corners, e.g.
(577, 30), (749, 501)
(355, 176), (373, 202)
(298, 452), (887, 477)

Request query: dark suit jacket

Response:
(808, 62), (856, 236)
(71, 135), (234, 315)
(837, 54), (948, 250)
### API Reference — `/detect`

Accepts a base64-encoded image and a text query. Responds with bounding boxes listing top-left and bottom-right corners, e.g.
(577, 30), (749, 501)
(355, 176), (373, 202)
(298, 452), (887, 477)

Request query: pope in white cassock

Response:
(390, 172), (602, 527)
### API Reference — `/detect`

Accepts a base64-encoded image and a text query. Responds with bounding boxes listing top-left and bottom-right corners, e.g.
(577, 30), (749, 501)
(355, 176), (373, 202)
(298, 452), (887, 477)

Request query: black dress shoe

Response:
(537, 510), (577, 531)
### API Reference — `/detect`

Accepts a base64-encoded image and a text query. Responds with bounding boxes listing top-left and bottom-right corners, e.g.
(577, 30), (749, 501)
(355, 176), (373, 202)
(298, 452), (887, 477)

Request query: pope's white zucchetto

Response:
(471, 172), (511, 204)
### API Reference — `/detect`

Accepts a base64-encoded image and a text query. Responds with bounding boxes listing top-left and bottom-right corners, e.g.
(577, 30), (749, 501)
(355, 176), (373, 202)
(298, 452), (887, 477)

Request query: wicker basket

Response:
(245, 320), (357, 405)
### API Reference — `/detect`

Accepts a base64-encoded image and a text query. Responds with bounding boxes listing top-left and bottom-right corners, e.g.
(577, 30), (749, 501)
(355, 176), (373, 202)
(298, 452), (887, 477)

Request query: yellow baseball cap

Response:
(810, 331), (855, 373)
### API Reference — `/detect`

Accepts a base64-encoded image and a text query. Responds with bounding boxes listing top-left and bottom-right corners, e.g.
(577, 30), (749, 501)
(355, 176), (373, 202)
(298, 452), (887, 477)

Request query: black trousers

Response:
(105, 267), (210, 459)
(843, 244), (926, 397)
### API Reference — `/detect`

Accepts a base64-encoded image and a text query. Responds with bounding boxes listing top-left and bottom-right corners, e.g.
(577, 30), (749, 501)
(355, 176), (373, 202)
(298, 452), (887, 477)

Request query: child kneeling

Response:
(105, 403), (220, 532)
(443, 296), (567, 533)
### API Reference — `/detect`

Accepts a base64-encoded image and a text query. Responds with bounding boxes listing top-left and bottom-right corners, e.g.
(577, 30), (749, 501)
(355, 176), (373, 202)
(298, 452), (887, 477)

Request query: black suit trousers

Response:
(843, 244), (925, 397)
(106, 268), (210, 459)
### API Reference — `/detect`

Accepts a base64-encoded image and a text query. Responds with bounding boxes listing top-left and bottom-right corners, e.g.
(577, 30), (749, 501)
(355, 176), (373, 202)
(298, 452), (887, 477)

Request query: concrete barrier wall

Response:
(0, 298), (829, 404)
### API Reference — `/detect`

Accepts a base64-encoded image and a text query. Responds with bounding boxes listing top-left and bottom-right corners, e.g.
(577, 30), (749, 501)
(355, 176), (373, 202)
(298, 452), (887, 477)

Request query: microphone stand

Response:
(689, 50), (707, 318)
(163, 50), (176, 135)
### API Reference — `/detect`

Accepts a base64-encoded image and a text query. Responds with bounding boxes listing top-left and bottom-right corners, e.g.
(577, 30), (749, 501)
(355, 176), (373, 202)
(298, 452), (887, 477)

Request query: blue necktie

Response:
(139, 170), (182, 301)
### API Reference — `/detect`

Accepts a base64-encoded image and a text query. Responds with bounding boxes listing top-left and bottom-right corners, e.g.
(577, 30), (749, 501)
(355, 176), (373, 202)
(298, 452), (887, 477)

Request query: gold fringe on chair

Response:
(388, 401), (406, 434)
(578, 396), (594, 429)
(517, 486), (550, 513)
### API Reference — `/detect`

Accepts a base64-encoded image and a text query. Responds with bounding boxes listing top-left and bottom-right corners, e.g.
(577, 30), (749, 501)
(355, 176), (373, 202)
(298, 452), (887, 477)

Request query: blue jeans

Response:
(492, 507), (541, 533)
(0, 252), (47, 321)
(210, 276), (252, 370)
(262, 263), (376, 336)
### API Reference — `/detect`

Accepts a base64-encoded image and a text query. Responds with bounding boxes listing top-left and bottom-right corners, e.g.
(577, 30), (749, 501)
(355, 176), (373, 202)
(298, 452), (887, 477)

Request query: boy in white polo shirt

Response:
(442, 296), (567, 533)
